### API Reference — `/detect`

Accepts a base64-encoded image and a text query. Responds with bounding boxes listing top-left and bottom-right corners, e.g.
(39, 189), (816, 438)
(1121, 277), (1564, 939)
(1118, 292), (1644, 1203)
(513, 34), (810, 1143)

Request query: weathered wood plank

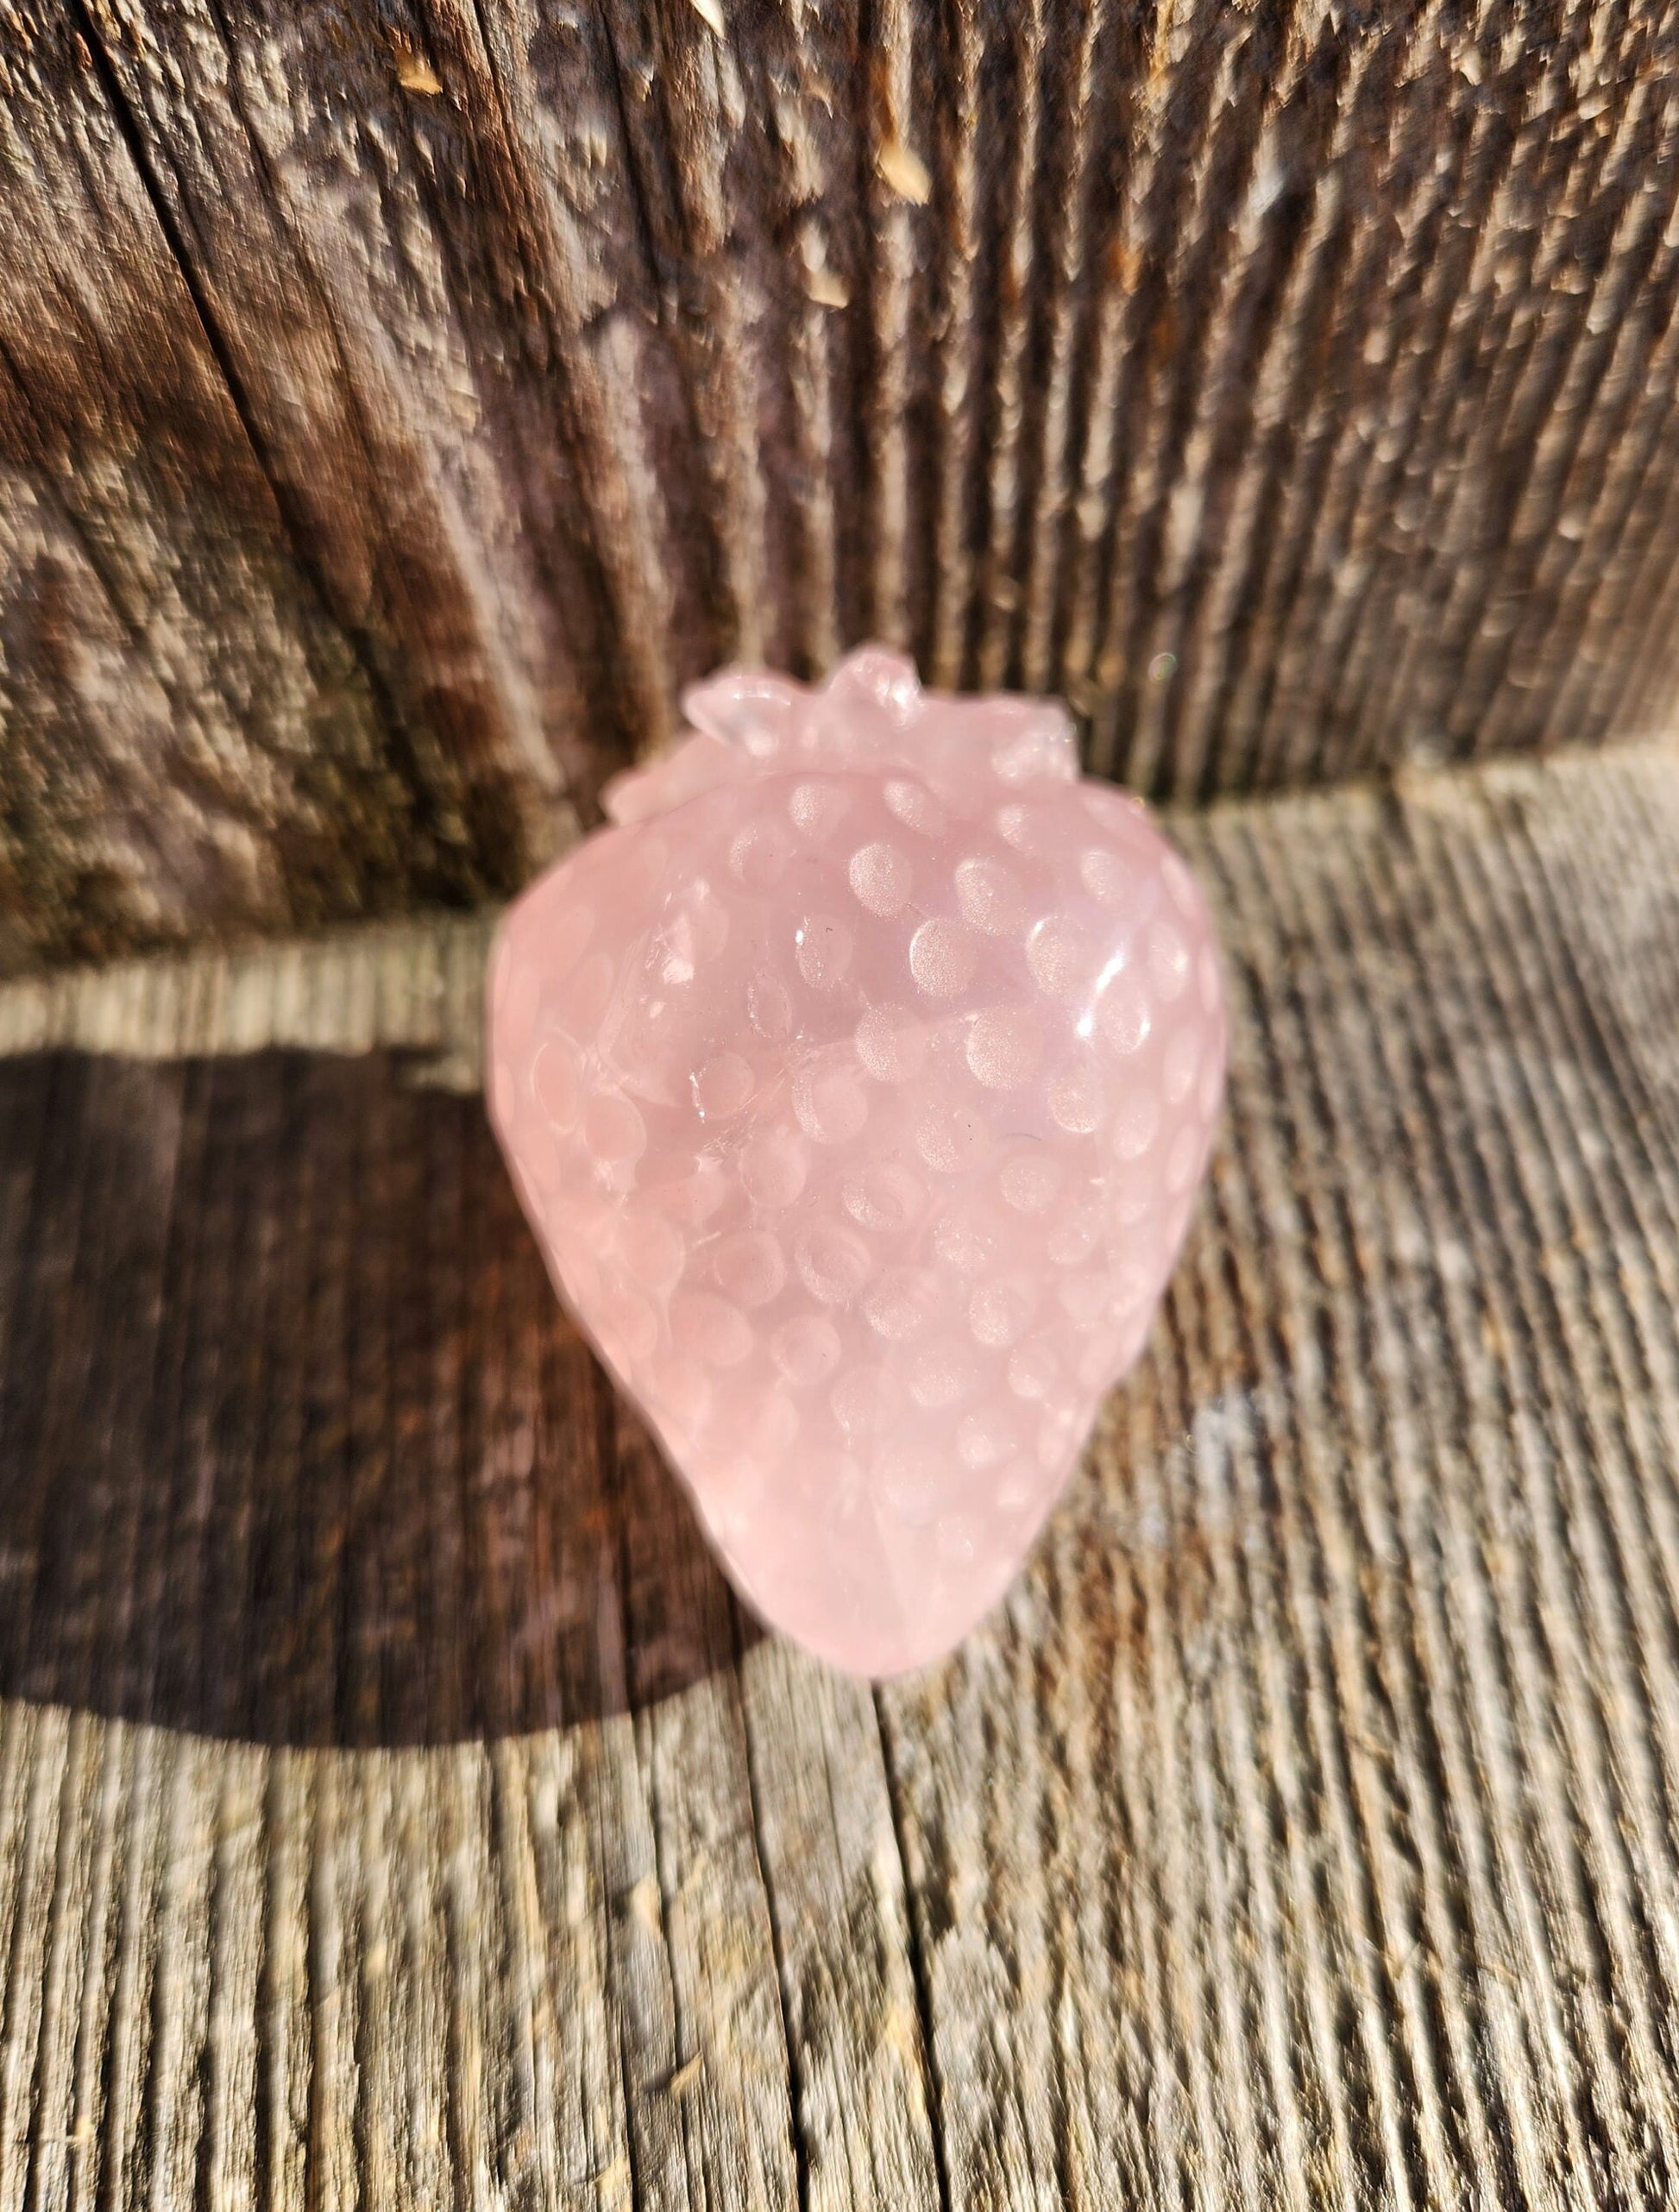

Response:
(3, 743), (1679, 2202)
(6, 3), (1679, 973)
(79, 0), (631, 808)
(612, 1407), (801, 2212)
(0, 5), (487, 970)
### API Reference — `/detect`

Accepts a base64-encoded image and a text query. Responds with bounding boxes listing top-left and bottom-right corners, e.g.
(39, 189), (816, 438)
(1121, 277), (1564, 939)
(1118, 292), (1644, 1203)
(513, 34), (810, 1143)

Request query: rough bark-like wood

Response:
(7, 1), (1679, 971)
(0, 4), (500, 971)
(3, 740), (1679, 2201)
(79, 0), (679, 779)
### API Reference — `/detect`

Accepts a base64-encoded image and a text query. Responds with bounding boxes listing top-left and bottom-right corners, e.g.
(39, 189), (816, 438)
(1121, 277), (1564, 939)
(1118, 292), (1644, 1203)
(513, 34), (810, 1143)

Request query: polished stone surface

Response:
(488, 650), (1225, 1674)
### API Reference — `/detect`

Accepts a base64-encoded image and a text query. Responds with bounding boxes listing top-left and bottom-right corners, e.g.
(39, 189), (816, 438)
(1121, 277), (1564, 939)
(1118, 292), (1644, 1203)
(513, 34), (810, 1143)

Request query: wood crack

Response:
(871, 1694), (953, 2212)
(63, 0), (437, 836)
(733, 1626), (814, 2212)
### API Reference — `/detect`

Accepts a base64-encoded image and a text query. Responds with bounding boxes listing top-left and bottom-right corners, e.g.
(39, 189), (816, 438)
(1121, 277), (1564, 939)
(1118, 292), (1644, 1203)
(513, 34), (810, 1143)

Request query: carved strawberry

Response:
(487, 649), (1225, 1676)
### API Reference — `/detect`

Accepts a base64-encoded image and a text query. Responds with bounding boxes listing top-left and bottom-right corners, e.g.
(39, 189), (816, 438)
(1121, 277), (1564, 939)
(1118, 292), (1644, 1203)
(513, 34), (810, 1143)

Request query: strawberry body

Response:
(487, 650), (1225, 1676)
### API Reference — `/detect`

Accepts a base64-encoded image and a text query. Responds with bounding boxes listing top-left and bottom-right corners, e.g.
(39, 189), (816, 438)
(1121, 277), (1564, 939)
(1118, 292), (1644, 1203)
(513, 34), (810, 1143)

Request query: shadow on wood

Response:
(0, 1047), (755, 1748)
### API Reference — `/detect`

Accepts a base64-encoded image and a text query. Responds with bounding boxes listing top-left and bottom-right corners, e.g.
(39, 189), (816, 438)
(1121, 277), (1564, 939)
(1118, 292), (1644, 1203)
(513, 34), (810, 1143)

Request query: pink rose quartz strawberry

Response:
(487, 648), (1226, 1676)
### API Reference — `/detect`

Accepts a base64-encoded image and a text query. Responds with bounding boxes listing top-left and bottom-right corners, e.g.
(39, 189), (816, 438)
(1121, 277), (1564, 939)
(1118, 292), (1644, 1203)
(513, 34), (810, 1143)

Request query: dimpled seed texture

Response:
(487, 648), (1227, 1676)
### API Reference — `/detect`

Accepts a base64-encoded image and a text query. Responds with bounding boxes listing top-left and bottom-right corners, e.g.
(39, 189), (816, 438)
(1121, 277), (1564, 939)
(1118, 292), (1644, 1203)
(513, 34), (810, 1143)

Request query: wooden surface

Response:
(0, 736), (1678, 2203)
(6, 1), (1679, 967)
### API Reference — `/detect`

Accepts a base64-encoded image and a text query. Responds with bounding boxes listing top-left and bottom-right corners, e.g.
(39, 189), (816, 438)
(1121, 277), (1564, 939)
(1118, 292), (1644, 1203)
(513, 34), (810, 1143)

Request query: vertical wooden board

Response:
(1463, 80), (1679, 755)
(1348, 7), (1662, 770)
(1052, 0), (1219, 745)
(718, 0), (877, 669)
(7, 0), (1679, 971)
(858, 0), (937, 653)
(1206, 0), (1476, 789)
(465, 0), (721, 728)
(593, 0), (937, 664)
(562, 0), (880, 677)
(581, 0), (772, 665)
(1102, 3), (1410, 787)
(1015, 0), (1122, 699)
(83, 0), (638, 842)
(1531, 324), (1679, 759)
(1325, 9), (1587, 767)
(961, 0), (1053, 697)
(1059, 0), (1679, 793)
(1144, 8), (1408, 796)
(1596, 430), (1679, 751)
(919, 0), (987, 691)
(0, 7), (457, 971)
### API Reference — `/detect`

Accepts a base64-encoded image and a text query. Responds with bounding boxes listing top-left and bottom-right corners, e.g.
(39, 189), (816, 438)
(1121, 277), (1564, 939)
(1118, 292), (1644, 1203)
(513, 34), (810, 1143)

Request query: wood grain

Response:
(1, 738), (1678, 2201)
(6, 2), (1679, 971)
(0, 4), (475, 970)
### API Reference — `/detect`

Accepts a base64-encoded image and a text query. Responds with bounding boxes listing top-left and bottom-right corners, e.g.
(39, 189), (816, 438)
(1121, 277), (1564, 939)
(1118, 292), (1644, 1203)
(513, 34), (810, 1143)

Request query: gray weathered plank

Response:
(2, 742), (1679, 2203)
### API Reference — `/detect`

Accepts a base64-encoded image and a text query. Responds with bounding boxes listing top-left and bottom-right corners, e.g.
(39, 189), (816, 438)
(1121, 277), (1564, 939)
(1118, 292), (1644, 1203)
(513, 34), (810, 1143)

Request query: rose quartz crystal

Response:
(487, 648), (1226, 1676)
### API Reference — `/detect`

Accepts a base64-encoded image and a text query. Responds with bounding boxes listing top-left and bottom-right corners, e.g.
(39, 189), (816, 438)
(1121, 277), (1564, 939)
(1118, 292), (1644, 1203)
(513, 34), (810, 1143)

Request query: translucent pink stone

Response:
(487, 648), (1227, 1677)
